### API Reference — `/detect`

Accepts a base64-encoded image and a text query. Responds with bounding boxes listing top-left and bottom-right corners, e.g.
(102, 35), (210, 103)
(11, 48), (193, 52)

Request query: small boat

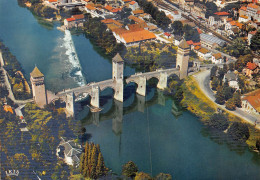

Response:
(87, 105), (102, 112)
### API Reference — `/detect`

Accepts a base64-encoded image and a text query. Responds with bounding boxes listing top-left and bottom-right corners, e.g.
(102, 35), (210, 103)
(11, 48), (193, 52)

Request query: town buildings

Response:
(242, 89), (260, 115)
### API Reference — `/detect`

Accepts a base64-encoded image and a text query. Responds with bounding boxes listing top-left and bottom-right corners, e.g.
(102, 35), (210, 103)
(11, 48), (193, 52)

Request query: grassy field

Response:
(182, 76), (260, 149)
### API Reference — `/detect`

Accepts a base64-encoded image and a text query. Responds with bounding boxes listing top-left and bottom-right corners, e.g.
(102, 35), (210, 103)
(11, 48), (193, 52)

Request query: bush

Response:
(135, 172), (152, 180)
(122, 161), (138, 178)
(227, 122), (250, 142)
(208, 113), (229, 131)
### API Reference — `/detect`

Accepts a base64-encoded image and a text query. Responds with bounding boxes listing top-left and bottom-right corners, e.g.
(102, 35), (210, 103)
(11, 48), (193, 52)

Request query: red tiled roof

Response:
(242, 89), (260, 113)
(248, 3), (259, 9)
(133, 9), (144, 15)
(214, 12), (229, 16)
(194, 46), (201, 50)
(121, 30), (156, 43)
(66, 18), (75, 22)
(240, 6), (247, 11)
(249, 30), (257, 35)
(197, 28), (202, 34)
(86, 4), (96, 10)
(186, 40), (193, 45)
(72, 14), (84, 20)
(101, 19), (123, 27)
(193, 42), (201, 46)
(3, 105), (13, 114)
(49, 0), (57, 2)
(247, 62), (258, 70)
(129, 1), (136, 5)
(164, 32), (171, 36)
(104, 5), (113, 11)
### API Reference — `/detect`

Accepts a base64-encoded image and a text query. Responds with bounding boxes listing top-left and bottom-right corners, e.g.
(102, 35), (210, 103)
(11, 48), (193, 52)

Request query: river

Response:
(1, 0), (260, 179)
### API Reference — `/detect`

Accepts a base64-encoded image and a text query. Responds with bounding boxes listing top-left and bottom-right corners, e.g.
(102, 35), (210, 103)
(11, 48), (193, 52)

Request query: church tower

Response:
(30, 66), (47, 108)
(176, 39), (190, 79)
(112, 53), (124, 102)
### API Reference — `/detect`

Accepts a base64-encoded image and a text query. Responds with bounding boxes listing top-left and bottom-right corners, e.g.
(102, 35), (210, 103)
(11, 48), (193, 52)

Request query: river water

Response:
(1, 0), (260, 179)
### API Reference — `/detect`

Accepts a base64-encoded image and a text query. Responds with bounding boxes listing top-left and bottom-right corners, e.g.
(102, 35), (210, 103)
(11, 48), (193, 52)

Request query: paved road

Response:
(194, 70), (260, 128)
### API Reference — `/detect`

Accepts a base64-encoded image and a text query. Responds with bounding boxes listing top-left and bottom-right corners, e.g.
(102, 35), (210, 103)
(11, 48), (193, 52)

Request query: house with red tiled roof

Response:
(64, 18), (76, 29)
(164, 32), (171, 38)
(129, 1), (139, 10)
(3, 105), (13, 114)
(248, 30), (257, 45)
(247, 3), (260, 18)
(239, 6), (248, 16)
(197, 47), (211, 60)
(244, 62), (259, 78)
(239, 15), (249, 23)
(211, 53), (223, 64)
(242, 89), (260, 115)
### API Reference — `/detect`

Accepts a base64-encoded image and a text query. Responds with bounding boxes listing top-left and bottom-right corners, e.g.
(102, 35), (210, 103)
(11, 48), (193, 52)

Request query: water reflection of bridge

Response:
(81, 88), (182, 135)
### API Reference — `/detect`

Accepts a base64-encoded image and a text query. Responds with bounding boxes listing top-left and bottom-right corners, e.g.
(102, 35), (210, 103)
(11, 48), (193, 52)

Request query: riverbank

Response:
(182, 74), (260, 149)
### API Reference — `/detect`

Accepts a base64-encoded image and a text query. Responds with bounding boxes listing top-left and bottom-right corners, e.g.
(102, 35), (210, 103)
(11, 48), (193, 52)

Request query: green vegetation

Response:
(79, 142), (108, 179)
(123, 42), (177, 71)
(135, 0), (171, 29)
(135, 172), (153, 180)
(250, 30), (260, 54)
(0, 41), (32, 100)
(83, 15), (124, 56)
(171, 21), (200, 42)
(122, 161), (138, 178)
(217, 38), (251, 58)
(228, 122), (250, 142)
(155, 173), (172, 180)
(208, 113), (229, 131)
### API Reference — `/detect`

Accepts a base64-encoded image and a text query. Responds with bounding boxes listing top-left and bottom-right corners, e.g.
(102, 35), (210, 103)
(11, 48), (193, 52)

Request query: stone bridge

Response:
(126, 68), (180, 96)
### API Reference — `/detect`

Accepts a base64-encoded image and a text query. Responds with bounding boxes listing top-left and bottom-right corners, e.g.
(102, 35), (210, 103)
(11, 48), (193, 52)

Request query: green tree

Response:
(122, 161), (138, 178)
(211, 77), (219, 91)
(256, 139), (260, 151)
(225, 98), (236, 110)
(223, 64), (228, 73)
(135, 172), (152, 180)
(155, 173), (172, 180)
(250, 30), (260, 53)
(171, 21), (183, 36)
(215, 86), (225, 105)
(205, 2), (218, 18)
(183, 24), (200, 42)
(235, 54), (253, 72)
(208, 113), (229, 131)
(210, 66), (218, 80)
(233, 91), (242, 107)
(228, 122), (250, 142)
(228, 62), (235, 71)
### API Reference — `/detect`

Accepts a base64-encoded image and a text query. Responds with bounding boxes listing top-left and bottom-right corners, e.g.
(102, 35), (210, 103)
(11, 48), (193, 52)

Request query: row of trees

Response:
(210, 65), (242, 110)
(0, 41), (32, 100)
(122, 161), (172, 180)
(171, 21), (200, 42)
(79, 142), (108, 179)
(83, 15), (124, 56)
(208, 113), (250, 142)
(135, 0), (171, 29)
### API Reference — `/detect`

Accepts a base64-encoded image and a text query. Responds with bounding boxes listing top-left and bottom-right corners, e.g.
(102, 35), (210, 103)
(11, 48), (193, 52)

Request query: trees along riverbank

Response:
(0, 41), (32, 100)
(181, 75), (260, 151)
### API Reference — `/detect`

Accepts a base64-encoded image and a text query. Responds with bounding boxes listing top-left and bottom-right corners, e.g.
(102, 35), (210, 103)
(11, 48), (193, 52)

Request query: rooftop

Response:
(248, 3), (259, 9)
(224, 71), (237, 81)
(214, 12), (229, 16)
(72, 14), (84, 20)
(66, 18), (75, 22)
(31, 66), (44, 78)
(200, 33), (226, 46)
(242, 89), (260, 113)
(121, 29), (156, 43)
(213, 53), (222, 60)
(198, 47), (210, 54)
(113, 53), (124, 63)
(178, 39), (190, 49)
(247, 62), (258, 70)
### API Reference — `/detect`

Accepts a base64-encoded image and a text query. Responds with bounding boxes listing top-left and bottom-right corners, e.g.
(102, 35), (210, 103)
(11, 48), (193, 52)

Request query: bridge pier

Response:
(114, 79), (124, 102)
(157, 89), (166, 106)
(157, 72), (168, 90)
(65, 92), (75, 117)
(92, 112), (100, 126)
(136, 94), (146, 113)
(136, 76), (146, 96)
(90, 85), (100, 108)
(112, 100), (123, 135)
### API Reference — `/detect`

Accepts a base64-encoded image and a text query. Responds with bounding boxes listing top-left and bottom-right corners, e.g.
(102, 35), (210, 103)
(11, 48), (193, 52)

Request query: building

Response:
(174, 35), (182, 46)
(244, 62), (259, 78)
(247, 3), (259, 19)
(30, 66), (47, 108)
(129, 1), (139, 10)
(64, 18), (76, 29)
(238, 15), (249, 23)
(56, 137), (82, 166)
(242, 89), (260, 115)
(223, 71), (239, 90)
(200, 33), (226, 49)
(212, 53), (223, 64)
(3, 105), (13, 114)
(176, 39), (190, 79)
(248, 30), (257, 45)
(197, 47), (211, 60)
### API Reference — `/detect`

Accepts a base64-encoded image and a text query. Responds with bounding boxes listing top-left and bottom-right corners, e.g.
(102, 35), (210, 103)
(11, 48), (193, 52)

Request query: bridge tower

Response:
(65, 92), (75, 117)
(30, 66), (47, 108)
(112, 53), (124, 102)
(176, 39), (190, 79)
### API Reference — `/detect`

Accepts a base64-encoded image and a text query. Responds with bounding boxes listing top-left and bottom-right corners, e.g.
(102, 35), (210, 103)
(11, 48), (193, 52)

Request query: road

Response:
(194, 70), (260, 128)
